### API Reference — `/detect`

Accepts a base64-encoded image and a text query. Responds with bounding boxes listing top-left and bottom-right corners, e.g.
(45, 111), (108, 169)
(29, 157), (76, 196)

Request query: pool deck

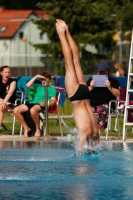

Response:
(0, 134), (133, 143)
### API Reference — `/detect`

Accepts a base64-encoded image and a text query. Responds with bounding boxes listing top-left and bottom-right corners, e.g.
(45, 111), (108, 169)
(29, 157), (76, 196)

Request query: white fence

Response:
(0, 54), (60, 76)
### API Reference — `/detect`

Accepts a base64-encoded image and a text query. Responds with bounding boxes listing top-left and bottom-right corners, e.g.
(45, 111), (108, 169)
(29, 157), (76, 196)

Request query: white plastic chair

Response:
(11, 91), (24, 135)
(2, 91), (23, 135)
(105, 100), (121, 140)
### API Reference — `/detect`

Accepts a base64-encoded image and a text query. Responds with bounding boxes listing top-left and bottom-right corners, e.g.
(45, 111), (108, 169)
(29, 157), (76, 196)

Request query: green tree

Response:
(31, 0), (117, 73)
(0, 0), (132, 73)
(33, 0), (118, 54)
(117, 0), (133, 41)
(1, 0), (132, 59)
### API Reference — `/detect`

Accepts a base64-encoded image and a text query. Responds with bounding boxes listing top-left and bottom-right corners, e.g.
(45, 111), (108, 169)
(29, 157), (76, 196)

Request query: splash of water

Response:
(65, 127), (102, 160)
(70, 128), (101, 158)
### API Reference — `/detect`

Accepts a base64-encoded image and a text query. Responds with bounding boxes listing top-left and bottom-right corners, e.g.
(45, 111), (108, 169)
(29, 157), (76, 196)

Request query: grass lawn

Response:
(1, 98), (133, 138)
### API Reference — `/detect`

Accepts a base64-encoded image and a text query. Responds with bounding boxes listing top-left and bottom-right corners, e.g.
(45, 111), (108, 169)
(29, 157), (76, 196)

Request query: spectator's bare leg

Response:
(0, 110), (4, 126)
(0, 105), (10, 126)
(13, 105), (30, 137)
(30, 105), (41, 137)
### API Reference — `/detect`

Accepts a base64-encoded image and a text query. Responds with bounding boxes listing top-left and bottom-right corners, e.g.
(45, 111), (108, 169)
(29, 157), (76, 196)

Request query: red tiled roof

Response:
(0, 9), (47, 38)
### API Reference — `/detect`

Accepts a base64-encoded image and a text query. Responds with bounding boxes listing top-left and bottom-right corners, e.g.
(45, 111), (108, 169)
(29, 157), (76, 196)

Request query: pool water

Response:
(0, 141), (133, 200)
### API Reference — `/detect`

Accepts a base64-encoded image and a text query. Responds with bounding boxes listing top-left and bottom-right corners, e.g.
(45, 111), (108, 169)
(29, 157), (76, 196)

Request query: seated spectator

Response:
(0, 65), (16, 128)
(113, 62), (125, 77)
(13, 71), (56, 138)
(86, 61), (120, 131)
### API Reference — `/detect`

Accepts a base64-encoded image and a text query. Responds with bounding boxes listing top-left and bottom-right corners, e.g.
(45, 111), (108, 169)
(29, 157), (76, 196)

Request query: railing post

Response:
(44, 80), (49, 135)
(37, 80), (57, 141)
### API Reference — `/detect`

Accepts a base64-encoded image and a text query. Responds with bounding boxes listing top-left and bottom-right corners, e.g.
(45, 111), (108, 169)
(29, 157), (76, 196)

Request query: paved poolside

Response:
(0, 134), (133, 143)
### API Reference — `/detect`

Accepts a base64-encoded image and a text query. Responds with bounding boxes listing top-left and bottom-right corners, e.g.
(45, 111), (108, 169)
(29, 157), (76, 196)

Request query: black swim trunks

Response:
(69, 84), (90, 102)
(25, 102), (45, 112)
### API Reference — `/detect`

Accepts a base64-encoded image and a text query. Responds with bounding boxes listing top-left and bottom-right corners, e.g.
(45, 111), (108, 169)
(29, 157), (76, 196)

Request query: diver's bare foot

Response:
(34, 130), (41, 138)
(24, 128), (30, 138)
(55, 23), (65, 33)
(93, 133), (100, 145)
(56, 19), (68, 30)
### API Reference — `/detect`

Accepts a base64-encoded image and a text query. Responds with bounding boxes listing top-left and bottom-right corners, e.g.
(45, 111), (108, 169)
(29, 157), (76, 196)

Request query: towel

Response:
(53, 76), (66, 107)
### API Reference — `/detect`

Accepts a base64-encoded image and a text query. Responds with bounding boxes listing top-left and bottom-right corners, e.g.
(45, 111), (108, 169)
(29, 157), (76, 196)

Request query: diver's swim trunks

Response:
(69, 84), (90, 102)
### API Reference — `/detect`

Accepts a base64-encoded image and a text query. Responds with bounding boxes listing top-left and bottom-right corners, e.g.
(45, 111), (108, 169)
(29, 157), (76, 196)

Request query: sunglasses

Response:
(0, 65), (9, 72)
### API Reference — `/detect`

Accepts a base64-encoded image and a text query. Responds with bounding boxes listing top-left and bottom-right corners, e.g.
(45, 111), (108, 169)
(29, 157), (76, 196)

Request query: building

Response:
(0, 8), (49, 76)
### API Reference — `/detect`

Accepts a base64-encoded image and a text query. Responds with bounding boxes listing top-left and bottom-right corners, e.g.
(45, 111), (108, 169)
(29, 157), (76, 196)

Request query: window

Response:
(40, 32), (43, 39)
(0, 26), (7, 33)
(19, 32), (24, 39)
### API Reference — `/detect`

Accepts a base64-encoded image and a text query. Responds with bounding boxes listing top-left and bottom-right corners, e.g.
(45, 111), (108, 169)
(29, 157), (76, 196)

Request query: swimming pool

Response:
(0, 141), (133, 200)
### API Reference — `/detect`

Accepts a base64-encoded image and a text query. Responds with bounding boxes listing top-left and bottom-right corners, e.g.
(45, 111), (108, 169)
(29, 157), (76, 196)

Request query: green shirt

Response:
(29, 84), (56, 104)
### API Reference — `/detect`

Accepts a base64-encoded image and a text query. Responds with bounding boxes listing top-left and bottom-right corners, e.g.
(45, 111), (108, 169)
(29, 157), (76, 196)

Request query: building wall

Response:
(0, 14), (49, 74)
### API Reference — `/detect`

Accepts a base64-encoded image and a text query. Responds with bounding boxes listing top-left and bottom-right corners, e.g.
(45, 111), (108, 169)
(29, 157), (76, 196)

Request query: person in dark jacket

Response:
(86, 61), (120, 130)
(0, 65), (16, 127)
